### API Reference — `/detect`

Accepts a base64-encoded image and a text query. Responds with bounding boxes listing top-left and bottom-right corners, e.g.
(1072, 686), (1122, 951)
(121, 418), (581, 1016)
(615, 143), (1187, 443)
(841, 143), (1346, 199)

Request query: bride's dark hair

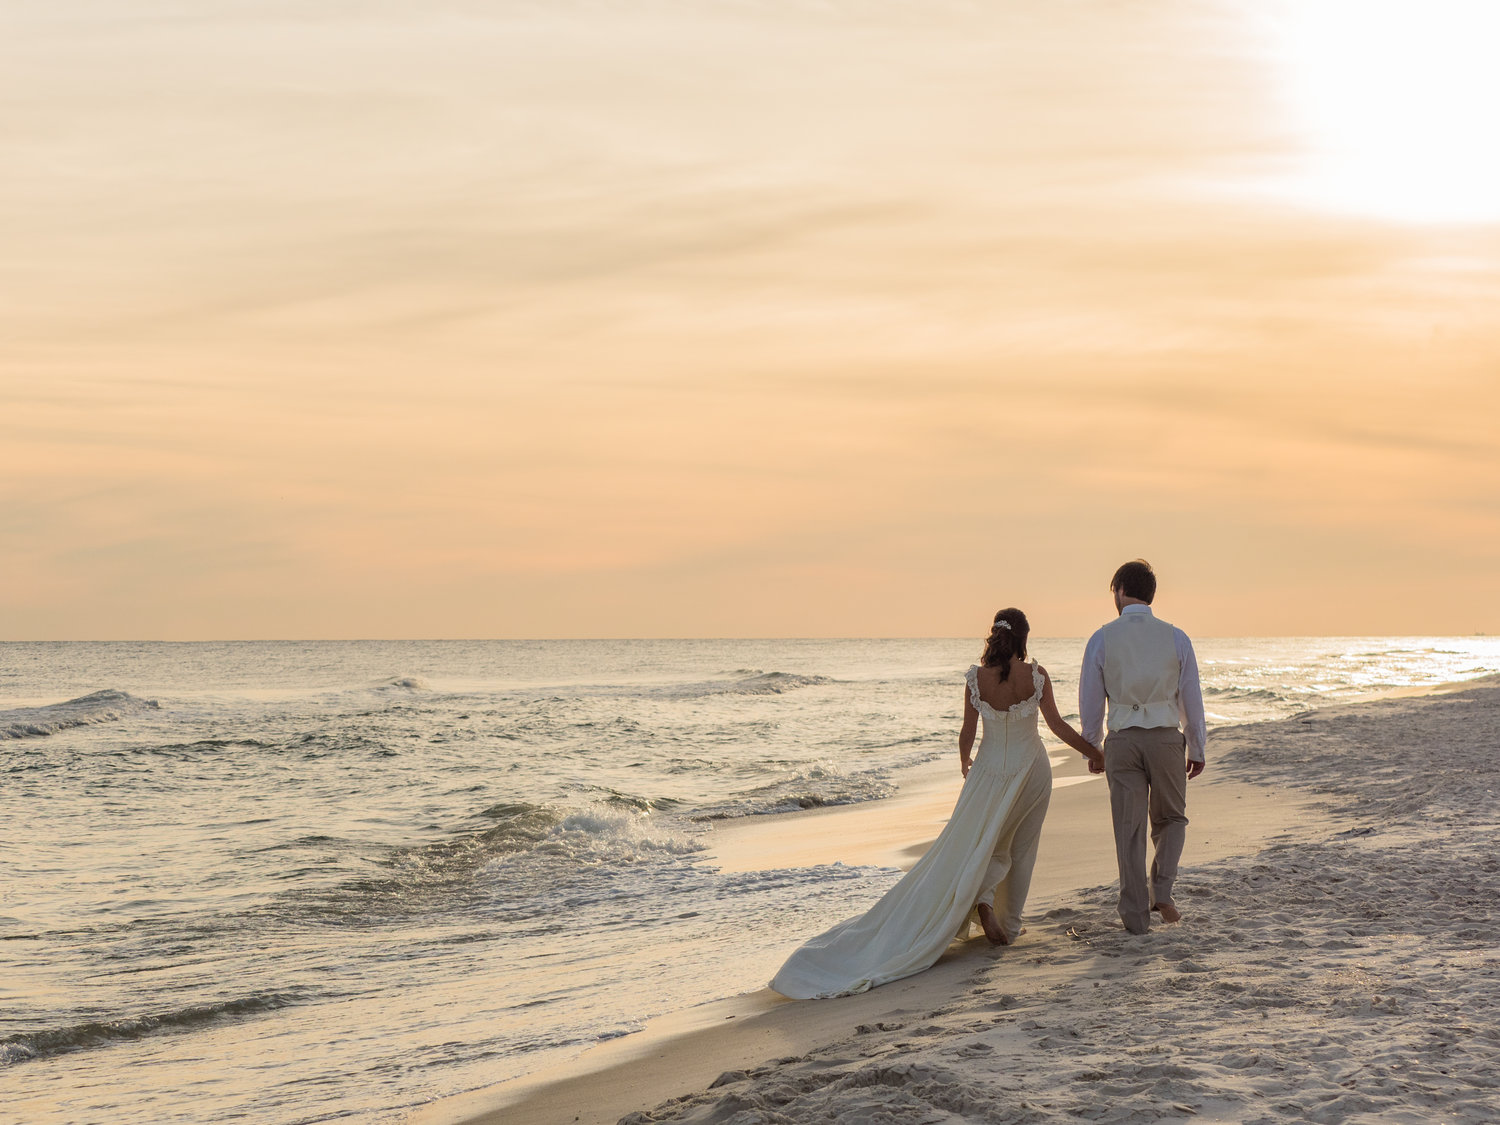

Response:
(979, 608), (1029, 680)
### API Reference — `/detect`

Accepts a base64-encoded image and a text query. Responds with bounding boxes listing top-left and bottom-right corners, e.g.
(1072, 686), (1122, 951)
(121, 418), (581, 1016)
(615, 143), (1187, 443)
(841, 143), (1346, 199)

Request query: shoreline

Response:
(414, 674), (1500, 1125)
(411, 698), (1365, 1125)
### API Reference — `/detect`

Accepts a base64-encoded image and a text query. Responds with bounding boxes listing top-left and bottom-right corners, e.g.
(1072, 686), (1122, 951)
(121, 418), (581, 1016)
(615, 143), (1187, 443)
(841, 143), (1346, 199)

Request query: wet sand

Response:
(415, 676), (1500, 1125)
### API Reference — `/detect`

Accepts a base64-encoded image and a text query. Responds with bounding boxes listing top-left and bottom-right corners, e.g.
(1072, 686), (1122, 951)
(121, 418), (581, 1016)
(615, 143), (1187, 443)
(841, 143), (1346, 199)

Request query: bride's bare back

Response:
(973, 657), (1037, 712)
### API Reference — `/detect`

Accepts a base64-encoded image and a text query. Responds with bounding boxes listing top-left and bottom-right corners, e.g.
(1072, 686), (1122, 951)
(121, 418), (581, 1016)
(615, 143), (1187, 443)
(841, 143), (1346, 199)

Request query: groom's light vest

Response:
(1101, 611), (1182, 733)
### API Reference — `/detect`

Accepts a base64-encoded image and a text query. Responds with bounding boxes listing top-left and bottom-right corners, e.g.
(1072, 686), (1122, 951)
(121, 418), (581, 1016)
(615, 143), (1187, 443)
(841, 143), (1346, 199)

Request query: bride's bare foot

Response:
(976, 903), (1010, 945)
(1152, 902), (1182, 924)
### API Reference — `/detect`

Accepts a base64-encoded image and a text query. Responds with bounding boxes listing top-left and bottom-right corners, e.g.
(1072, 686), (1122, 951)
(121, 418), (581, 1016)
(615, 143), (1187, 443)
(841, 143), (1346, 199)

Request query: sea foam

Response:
(0, 689), (159, 740)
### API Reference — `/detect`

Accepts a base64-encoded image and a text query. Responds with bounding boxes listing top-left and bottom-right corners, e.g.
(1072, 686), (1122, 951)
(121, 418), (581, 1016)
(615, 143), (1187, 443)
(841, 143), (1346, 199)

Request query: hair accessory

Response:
(992, 620), (1012, 632)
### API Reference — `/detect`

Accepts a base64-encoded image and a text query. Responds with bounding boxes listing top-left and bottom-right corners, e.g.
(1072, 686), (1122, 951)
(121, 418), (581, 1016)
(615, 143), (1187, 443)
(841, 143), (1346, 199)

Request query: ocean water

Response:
(3, 636), (1498, 1124)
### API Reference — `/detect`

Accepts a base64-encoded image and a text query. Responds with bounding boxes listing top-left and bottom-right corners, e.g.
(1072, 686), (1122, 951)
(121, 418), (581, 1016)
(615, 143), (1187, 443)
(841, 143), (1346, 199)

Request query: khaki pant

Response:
(1103, 726), (1189, 934)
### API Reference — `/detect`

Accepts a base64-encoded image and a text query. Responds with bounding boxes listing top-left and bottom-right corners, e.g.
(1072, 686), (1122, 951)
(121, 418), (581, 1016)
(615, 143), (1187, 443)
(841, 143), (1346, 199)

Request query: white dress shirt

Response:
(1080, 604), (1208, 763)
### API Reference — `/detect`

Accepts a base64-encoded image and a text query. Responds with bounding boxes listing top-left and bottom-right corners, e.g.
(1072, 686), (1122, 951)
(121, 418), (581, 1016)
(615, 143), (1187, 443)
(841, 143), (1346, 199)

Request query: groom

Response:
(1080, 560), (1207, 934)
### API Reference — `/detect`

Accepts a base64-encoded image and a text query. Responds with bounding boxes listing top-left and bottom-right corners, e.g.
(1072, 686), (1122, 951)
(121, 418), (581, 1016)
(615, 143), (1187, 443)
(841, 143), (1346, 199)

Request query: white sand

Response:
(418, 676), (1500, 1125)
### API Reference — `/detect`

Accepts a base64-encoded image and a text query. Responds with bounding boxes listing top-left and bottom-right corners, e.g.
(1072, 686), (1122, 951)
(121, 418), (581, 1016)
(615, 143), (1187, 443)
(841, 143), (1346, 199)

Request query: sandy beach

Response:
(412, 675), (1500, 1125)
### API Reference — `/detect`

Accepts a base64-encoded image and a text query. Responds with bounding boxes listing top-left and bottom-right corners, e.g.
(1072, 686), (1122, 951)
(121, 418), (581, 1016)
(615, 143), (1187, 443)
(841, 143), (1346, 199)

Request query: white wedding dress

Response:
(770, 662), (1053, 999)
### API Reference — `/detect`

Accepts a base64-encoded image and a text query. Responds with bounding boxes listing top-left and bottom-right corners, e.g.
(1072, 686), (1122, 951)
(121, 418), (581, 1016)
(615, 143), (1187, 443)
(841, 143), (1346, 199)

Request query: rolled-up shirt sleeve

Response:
(1174, 629), (1208, 763)
(1079, 629), (1107, 749)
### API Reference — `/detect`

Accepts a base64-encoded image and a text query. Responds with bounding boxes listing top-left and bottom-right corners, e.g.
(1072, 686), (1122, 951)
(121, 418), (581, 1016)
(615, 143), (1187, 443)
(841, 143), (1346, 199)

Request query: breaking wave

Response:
(1204, 686), (1300, 704)
(1, 992), (301, 1065)
(0, 690), (159, 740)
(374, 676), (431, 692)
(692, 761), (897, 820)
(280, 801), (706, 926)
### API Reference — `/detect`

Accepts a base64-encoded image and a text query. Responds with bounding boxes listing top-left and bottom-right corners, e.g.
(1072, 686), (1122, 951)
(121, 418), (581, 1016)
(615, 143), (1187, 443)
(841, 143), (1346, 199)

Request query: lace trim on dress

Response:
(967, 662), (1045, 718)
(966, 664), (983, 712)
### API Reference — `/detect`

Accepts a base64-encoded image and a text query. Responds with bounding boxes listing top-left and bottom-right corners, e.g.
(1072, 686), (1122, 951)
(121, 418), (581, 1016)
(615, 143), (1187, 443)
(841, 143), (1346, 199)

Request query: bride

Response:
(770, 609), (1104, 999)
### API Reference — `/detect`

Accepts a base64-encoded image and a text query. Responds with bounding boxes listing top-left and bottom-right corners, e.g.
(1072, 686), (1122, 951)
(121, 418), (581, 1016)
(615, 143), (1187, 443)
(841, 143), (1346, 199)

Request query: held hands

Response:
(1086, 750), (1105, 775)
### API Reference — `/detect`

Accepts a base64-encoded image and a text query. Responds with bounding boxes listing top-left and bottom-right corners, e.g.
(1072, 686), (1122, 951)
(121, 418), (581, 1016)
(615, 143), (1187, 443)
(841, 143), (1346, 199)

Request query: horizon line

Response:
(0, 633), (1490, 644)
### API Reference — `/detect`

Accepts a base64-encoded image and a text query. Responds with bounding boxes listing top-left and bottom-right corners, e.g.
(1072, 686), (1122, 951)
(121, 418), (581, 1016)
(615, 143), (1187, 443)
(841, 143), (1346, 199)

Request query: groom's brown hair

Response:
(1111, 559), (1157, 604)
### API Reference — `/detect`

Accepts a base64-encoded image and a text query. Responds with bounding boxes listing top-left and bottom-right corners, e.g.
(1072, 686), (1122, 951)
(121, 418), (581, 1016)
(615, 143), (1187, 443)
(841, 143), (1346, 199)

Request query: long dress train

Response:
(769, 662), (1052, 999)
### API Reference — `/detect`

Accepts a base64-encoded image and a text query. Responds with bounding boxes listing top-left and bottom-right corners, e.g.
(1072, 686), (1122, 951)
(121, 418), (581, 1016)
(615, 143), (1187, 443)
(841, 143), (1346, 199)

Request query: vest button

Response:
(1132, 704), (1140, 711)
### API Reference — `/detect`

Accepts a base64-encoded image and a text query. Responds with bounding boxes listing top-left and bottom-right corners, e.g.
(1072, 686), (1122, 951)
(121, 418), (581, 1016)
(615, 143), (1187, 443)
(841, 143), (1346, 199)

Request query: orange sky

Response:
(2, 1), (1497, 639)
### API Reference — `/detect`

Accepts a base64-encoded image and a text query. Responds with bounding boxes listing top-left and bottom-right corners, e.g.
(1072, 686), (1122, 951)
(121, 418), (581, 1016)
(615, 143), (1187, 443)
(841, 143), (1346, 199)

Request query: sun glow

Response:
(1267, 0), (1500, 224)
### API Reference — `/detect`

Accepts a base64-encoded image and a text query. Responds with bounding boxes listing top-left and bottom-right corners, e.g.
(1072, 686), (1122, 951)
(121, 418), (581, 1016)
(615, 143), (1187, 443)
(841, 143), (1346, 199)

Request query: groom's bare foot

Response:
(1152, 902), (1182, 924)
(976, 903), (1010, 945)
